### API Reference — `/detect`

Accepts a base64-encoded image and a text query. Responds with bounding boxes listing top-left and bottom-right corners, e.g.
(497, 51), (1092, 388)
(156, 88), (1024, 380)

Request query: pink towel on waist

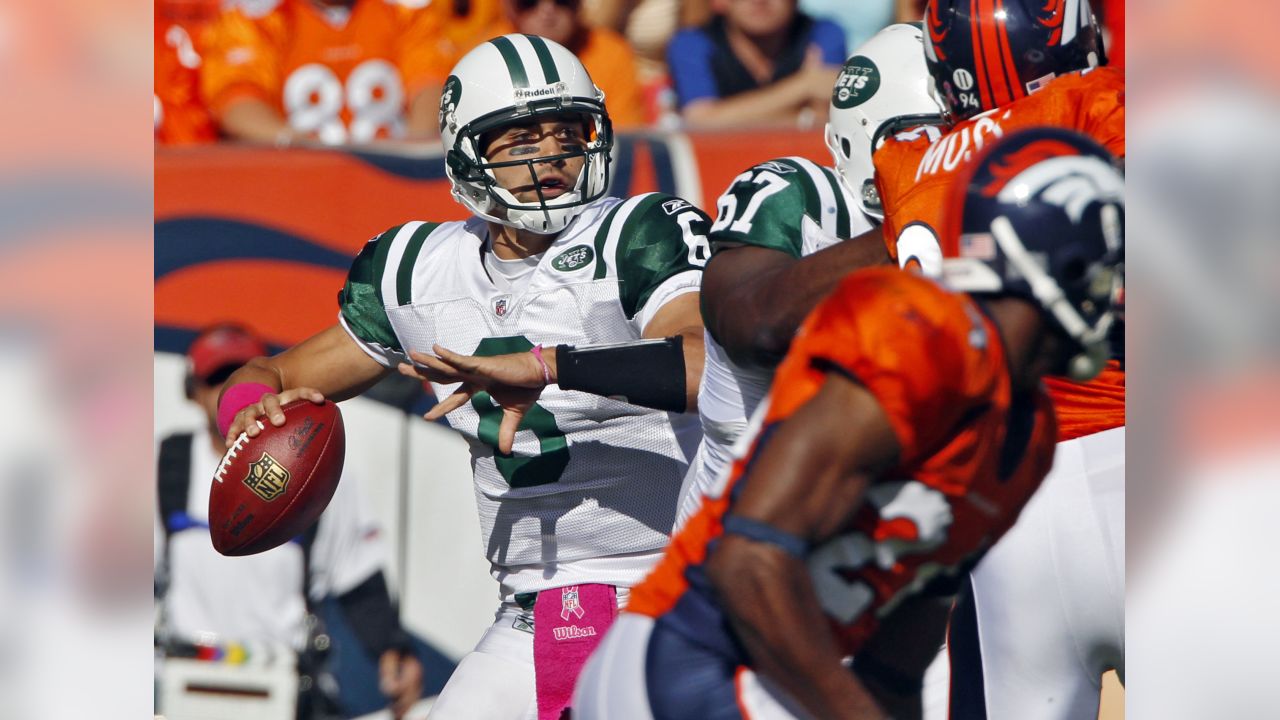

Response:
(533, 584), (618, 720)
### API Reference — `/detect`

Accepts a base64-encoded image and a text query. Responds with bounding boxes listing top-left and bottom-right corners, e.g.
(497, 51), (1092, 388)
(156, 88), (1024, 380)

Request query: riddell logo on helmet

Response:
(513, 82), (567, 101)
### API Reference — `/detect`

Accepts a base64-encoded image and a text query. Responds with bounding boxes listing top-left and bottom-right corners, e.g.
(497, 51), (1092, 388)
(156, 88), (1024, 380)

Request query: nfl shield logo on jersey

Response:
(491, 295), (511, 317)
(560, 586), (585, 621)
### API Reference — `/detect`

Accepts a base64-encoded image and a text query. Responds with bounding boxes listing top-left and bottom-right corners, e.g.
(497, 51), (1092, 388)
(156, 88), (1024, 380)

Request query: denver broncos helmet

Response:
(924, 0), (1107, 120)
(940, 127), (1123, 381)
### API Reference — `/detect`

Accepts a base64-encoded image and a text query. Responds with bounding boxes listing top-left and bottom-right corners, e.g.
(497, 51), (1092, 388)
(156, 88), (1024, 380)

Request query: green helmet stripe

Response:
(396, 222), (439, 305)
(524, 35), (561, 84)
(489, 36), (529, 88)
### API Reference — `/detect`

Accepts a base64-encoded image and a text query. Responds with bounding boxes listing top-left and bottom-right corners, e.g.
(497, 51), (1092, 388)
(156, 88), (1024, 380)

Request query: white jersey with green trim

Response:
(338, 193), (710, 593)
(679, 157), (873, 525)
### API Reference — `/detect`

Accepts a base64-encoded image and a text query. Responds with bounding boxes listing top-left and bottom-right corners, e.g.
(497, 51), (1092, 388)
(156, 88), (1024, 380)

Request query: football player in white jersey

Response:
(219, 35), (711, 720)
(678, 23), (947, 525)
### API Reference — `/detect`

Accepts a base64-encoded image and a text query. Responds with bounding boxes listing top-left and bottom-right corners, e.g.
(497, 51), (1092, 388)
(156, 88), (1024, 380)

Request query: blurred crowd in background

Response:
(155, 0), (1123, 145)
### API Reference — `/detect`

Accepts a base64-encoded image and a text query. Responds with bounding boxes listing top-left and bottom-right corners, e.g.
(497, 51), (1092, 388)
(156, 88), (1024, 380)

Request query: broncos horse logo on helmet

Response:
(924, 0), (1107, 121)
(940, 127), (1124, 381)
(440, 34), (614, 235)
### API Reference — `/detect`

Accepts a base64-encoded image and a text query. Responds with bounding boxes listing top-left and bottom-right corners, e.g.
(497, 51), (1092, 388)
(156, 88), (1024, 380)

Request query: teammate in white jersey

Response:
(219, 35), (710, 720)
(680, 24), (947, 525)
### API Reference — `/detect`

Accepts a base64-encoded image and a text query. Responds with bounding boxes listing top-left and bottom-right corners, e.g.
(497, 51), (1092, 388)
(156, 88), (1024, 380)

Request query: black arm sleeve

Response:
(334, 571), (411, 660)
(556, 336), (687, 412)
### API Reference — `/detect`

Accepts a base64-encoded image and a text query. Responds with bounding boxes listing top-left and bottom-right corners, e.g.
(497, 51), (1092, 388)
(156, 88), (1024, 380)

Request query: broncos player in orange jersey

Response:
(874, 4), (1127, 717)
(155, 0), (219, 144)
(572, 128), (1123, 720)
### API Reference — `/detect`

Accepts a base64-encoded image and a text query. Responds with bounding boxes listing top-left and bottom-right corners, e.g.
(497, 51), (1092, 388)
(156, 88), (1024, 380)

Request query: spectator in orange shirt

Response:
(492, 0), (647, 127)
(155, 0), (219, 145)
(200, 0), (445, 146)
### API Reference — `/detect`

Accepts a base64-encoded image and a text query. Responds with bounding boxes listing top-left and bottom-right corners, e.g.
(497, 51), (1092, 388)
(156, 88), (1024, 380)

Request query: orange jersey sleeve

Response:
(391, 1), (452, 97)
(199, 6), (284, 115)
(874, 66), (1126, 258)
(155, 22), (218, 144)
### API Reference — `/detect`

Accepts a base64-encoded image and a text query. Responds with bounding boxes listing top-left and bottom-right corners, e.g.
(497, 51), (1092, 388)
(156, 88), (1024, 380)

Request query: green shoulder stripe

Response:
(396, 222), (440, 305)
(613, 193), (710, 320)
(338, 224), (403, 352)
(592, 200), (628, 280)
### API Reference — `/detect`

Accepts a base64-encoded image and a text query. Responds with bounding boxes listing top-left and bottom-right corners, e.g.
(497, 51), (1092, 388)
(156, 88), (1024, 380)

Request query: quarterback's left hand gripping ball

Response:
(209, 399), (345, 556)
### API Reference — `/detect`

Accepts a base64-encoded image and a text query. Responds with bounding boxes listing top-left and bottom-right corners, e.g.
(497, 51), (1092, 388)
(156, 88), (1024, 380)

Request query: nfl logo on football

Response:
(244, 453), (291, 501)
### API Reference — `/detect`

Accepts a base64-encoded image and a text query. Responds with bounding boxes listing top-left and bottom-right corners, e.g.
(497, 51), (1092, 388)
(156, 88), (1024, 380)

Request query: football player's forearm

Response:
(704, 231), (887, 368)
(678, 326), (704, 412)
(640, 292), (705, 411)
(763, 226), (891, 334)
(549, 337), (689, 412)
(220, 358), (284, 406)
(711, 540), (886, 720)
(223, 325), (389, 404)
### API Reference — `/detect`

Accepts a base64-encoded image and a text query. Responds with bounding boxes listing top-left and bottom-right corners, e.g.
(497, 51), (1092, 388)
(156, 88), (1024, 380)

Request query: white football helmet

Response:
(825, 23), (948, 220)
(440, 34), (613, 235)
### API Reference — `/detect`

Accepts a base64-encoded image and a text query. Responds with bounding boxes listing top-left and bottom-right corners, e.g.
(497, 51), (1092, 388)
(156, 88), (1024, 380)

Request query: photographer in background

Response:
(155, 324), (423, 719)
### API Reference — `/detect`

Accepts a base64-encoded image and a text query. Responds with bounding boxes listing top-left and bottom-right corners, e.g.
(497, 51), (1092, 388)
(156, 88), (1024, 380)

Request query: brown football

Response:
(209, 399), (345, 556)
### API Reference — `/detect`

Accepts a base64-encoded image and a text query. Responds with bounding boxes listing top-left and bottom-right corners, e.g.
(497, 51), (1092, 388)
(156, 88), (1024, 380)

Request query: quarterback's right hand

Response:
(223, 387), (326, 447)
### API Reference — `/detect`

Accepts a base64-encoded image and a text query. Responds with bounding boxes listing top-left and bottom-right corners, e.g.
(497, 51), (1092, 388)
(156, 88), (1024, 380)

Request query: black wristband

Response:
(555, 336), (687, 412)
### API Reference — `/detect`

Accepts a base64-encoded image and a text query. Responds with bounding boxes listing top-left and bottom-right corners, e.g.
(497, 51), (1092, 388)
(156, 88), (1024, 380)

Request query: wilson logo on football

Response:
(288, 417), (324, 457)
(244, 452), (291, 502)
(552, 245), (594, 272)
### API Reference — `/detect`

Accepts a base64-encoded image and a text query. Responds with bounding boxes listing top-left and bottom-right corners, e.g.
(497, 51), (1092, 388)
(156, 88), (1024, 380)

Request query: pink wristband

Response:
(530, 344), (552, 385)
(216, 382), (276, 437)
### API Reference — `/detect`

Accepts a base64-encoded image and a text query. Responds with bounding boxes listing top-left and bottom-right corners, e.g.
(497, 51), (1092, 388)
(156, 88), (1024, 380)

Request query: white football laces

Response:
(214, 420), (265, 483)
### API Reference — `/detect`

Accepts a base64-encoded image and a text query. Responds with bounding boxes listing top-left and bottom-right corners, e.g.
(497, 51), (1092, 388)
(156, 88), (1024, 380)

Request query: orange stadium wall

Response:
(155, 129), (831, 355)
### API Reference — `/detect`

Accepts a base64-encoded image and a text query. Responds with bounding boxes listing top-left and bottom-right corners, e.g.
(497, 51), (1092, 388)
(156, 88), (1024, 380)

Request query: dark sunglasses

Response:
(514, 0), (577, 10)
(198, 364), (240, 388)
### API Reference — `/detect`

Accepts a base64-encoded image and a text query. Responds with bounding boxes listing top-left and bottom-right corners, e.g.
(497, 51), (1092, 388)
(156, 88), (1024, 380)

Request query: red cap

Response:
(187, 325), (268, 381)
